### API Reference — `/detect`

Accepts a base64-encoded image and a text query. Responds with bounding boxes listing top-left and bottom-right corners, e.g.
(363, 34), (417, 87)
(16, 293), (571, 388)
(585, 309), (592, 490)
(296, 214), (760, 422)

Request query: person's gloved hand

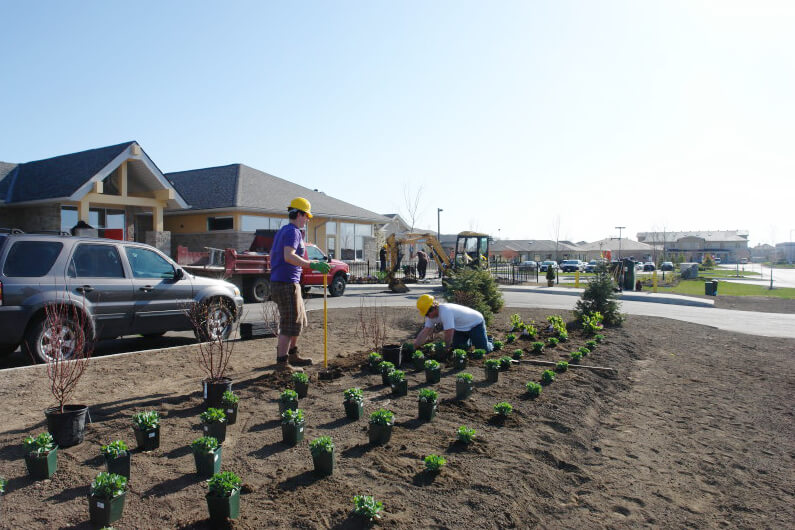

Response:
(310, 261), (331, 273)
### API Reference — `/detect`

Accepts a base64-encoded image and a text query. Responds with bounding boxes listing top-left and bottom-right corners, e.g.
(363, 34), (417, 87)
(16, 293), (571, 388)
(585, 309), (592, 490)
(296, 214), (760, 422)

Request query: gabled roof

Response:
(637, 230), (749, 243)
(579, 238), (652, 252)
(490, 239), (583, 252)
(166, 164), (389, 223)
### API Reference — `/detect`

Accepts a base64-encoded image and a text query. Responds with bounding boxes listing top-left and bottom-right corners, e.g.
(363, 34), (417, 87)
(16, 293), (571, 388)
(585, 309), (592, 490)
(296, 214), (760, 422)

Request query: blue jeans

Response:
(452, 322), (493, 352)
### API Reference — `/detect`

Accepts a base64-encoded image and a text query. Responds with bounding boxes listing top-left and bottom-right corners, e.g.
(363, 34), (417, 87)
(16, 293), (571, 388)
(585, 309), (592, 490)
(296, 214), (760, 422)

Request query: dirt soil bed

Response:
(0, 307), (792, 528)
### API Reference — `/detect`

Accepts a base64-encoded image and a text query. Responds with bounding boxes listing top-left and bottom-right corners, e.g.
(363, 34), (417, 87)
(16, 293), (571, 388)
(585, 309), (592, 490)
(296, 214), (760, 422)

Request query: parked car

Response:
(584, 260), (606, 273)
(559, 260), (585, 273)
(643, 262), (656, 271)
(660, 261), (674, 271)
(517, 260), (537, 271)
(539, 261), (558, 272)
(0, 230), (244, 362)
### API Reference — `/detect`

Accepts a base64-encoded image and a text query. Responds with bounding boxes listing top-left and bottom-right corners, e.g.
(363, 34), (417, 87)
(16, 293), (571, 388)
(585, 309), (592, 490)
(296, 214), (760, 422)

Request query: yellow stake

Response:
(323, 271), (328, 369)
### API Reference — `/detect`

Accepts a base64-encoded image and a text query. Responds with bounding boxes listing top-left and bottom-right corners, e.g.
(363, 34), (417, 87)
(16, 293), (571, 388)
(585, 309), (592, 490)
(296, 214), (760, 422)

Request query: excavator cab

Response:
(454, 232), (490, 269)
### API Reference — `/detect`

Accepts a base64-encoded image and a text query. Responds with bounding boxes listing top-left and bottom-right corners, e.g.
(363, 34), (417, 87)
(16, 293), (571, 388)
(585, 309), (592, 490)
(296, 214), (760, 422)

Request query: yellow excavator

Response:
(385, 231), (490, 292)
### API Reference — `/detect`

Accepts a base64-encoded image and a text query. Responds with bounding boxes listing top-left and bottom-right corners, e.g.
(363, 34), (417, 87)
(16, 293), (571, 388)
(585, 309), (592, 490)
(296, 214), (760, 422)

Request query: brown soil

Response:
(0, 307), (792, 529)
(714, 295), (795, 314)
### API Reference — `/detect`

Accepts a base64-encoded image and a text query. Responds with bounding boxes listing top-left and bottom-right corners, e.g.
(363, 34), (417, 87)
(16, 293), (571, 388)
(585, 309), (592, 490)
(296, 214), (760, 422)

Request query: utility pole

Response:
(437, 208), (443, 241)
(615, 226), (625, 261)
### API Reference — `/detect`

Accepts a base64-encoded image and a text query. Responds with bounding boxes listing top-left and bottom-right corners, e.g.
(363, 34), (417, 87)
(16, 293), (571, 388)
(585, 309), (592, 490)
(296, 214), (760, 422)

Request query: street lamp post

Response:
(437, 208), (444, 279)
(615, 226), (625, 261)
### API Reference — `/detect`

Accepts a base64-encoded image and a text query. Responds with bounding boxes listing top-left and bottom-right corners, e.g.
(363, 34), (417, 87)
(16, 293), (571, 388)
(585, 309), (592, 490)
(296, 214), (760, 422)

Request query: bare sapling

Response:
(357, 298), (388, 352)
(188, 302), (239, 382)
(261, 300), (280, 336)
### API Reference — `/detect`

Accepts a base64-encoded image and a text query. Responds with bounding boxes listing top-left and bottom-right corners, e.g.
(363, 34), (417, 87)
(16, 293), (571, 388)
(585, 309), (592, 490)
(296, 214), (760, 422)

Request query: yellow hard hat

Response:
(288, 197), (313, 218)
(417, 294), (435, 316)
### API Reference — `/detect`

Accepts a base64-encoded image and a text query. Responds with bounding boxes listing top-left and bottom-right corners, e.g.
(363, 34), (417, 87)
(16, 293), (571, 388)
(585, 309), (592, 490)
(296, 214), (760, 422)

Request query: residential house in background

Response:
(636, 230), (750, 263)
(0, 142), (186, 254)
(489, 239), (584, 262)
(579, 237), (653, 262)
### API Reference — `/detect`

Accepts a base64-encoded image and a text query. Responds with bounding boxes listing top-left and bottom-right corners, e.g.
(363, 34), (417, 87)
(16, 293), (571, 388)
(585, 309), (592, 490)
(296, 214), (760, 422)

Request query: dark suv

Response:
(0, 230), (244, 363)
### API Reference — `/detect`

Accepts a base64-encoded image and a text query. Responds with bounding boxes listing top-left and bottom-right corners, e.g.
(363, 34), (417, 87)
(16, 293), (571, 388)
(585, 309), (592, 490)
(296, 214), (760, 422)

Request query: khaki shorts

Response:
(271, 282), (307, 337)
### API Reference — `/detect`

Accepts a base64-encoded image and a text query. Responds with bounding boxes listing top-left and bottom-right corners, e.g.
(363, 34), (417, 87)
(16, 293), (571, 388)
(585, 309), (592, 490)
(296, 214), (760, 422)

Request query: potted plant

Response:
(131, 410), (160, 451)
(458, 426), (477, 445)
(279, 389), (299, 414)
(424, 359), (441, 384)
(23, 432), (57, 480)
(484, 359), (500, 383)
(570, 351), (583, 364)
(418, 388), (438, 421)
(281, 408), (305, 446)
(352, 495), (383, 523)
(378, 361), (395, 386)
(493, 401), (513, 421)
(388, 370), (408, 396)
(456, 372), (474, 400)
(451, 349), (467, 369)
(292, 372), (310, 398)
(531, 341), (545, 354)
(470, 348), (486, 360)
(499, 355), (513, 372)
(381, 343), (403, 366)
(492, 339), (504, 351)
(206, 471), (242, 522)
(191, 436), (222, 477)
(547, 337), (559, 348)
(424, 454), (446, 473)
(526, 381), (542, 399)
(368, 409), (394, 445)
(556, 361), (569, 373)
(511, 348), (524, 360)
(88, 472), (127, 527)
(187, 303), (237, 409)
(411, 350), (425, 371)
(367, 352), (383, 373)
(200, 408), (227, 444)
(221, 391), (239, 425)
(343, 388), (364, 420)
(546, 265), (556, 286)
(309, 435), (334, 476)
(402, 342), (416, 356)
(100, 440), (130, 479)
(541, 369), (556, 385)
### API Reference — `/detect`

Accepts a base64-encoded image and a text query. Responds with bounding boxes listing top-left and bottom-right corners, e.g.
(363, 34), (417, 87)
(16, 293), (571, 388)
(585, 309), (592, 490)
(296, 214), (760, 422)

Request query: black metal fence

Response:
(344, 258), (441, 282)
(489, 262), (540, 284)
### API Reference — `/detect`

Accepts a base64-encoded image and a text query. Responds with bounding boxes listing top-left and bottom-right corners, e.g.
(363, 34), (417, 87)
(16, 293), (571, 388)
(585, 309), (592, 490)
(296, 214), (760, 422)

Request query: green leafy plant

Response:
(369, 409), (394, 426)
(484, 358), (500, 370)
(401, 342), (416, 354)
(442, 267), (503, 326)
(352, 495), (383, 521)
(343, 387), (363, 402)
(581, 312), (604, 335)
(191, 436), (220, 454)
(456, 372), (473, 383)
(281, 408), (304, 425)
(531, 341), (545, 354)
(292, 372), (309, 384)
(24, 432), (55, 455)
(200, 408), (227, 424)
(506, 333), (516, 344)
(558, 330), (569, 342)
(418, 388), (438, 404)
(470, 348), (486, 359)
(309, 435), (334, 457)
(100, 440), (128, 459)
(453, 349), (467, 361)
(90, 472), (128, 499)
(388, 370), (406, 385)
(433, 340), (446, 352)
(221, 390), (239, 405)
(424, 359), (440, 371)
(378, 361), (395, 375)
(547, 315), (566, 336)
(424, 454), (446, 472)
(411, 350), (425, 360)
(457, 425), (476, 444)
(556, 361), (569, 372)
(499, 356), (513, 369)
(595, 334), (605, 343)
(494, 402), (513, 416)
(525, 381), (542, 398)
(585, 340), (597, 350)
(421, 342), (436, 354)
(0, 477), (6, 494)
(509, 313), (524, 331)
(132, 411), (160, 430)
(368, 352), (383, 367)
(279, 389), (299, 403)
(207, 471), (242, 498)
(541, 369), (556, 385)
(570, 351), (583, 363)
(547, 337), (559, 347)
(492, 340), (504, 351)
(579, 346), (591, 356)
(574, 263), (624, 326)
(512, 348), (524, 360)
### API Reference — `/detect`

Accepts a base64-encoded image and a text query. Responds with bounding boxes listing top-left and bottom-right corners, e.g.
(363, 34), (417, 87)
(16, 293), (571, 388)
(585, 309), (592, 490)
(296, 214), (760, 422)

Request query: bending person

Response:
(413, 294), (493, 353)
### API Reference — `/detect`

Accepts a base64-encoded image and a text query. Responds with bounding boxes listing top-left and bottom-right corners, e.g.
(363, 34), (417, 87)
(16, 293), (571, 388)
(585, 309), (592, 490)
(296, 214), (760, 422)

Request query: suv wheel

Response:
(194, 299), (234, 341)
(24, 314), (87, 363)
(329, 274), (346, 297)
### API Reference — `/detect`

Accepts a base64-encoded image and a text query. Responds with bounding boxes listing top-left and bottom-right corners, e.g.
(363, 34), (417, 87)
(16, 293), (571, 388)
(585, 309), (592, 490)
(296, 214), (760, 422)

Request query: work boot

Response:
(288, 347), (313, 366)
(276, 356), (302, 373)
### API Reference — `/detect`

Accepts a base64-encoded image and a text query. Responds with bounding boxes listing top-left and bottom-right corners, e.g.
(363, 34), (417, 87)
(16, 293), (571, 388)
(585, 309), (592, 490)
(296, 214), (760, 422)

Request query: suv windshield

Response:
(3, 240), (63, 277)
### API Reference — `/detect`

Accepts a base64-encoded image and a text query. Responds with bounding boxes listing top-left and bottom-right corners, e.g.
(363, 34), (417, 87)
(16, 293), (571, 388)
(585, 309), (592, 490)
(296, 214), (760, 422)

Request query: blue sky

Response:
(1, 0), (792, 246)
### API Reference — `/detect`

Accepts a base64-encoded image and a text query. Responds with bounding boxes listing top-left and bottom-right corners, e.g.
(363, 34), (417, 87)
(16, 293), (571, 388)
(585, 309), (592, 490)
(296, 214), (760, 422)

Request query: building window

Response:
(339, 223), (372, 260)
(102, 170), (121, 195)
(240, 215), (287, 231)
(61, 206), (78, 233)
(207, 216), (234, 231)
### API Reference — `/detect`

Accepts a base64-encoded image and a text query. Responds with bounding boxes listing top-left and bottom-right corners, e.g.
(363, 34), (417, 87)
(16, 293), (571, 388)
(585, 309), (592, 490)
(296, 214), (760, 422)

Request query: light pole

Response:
(437, 208), (443, 242)
(615, 226), (625, 261)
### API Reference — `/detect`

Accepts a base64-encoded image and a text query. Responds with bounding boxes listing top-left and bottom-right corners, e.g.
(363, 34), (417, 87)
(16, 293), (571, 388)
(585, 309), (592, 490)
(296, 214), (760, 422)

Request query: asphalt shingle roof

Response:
(637, 231), (748, 243)
(0, 142), (134, 203)
(166, 164), (388, 223)
(490, 239), (582, 252)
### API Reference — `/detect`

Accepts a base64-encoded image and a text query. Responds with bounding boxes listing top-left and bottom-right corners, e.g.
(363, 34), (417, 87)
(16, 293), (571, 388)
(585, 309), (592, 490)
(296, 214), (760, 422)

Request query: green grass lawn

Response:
(655, 280), (795, 299)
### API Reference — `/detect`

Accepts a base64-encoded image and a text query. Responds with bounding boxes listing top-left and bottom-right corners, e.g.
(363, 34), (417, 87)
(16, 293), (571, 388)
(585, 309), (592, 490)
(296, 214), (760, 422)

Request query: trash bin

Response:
(622, 259), (635, 291)
(705, 280), (718, 296)
(712, 279), (718, 296)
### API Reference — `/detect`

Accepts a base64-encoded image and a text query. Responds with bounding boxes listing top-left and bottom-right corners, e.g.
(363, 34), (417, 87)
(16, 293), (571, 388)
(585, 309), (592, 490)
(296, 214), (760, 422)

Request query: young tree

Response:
(574, 263), (624, 327)
(402, 183), (424, 233)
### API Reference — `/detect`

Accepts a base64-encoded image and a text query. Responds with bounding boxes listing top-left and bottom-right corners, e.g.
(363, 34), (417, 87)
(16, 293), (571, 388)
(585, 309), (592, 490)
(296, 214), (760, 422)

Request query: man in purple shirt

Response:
(271, 197), (330, 372)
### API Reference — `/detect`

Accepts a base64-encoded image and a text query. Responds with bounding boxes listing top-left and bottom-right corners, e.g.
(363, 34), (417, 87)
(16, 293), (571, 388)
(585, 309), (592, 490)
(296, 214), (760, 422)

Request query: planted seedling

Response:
(343, 387), (363, 402)
(292, 372), (309, 384)
(585, 340), (597, 350)
(424, 359), (441, 384)
(521, 321), (538, 339)
(401, 342), (415, 354)
(200, 408), (227, 424)
(100, 440), (128, 459)
(581, 312), (604, 336)
(221, 391), (239, 405)
(411, 350), (425, 369)
(556, 361), (569, 373)
(512, 348), (524, 360)
(492, 339), (504, 351)
(24, 432), (55, 455)
(558, 330), (569, 342)
(281, 408), (304, 425)
(453, 349), (467, 361)
(570, 351), (583, 363)
(494, 402), (513, 416)
(91, 471), (127, 499)
(509, 313), (524, 331)
(506, 333), (516, 344)
(369, 409), (395, 426)
(279, 389), (299, 403)
(368, 352), (383, 371)
(457, 425), (476, 444)
(309, 435), (334, 456)
(207, 471), (242, 497)
(388, 370), (406, 384)
(547, 337), (559, 347)
(424, 454), (446, 472)
(499, 356), (513, 371)
(379, 361), (395, 376)
(131, 411), (160, 430)
(594, 334), (605, 343)
(418, 388), (438, 404)
(0, 476), (6, 494)
(352, 495), (383, 521)
(484, 358), (500, 370)
(530, 341), (545, 354)
(470, 348), (487, 359)
(525, 381), (542, 398)
(579, 346), (591, 356)
(191, 436), (220, 455)
(456, 372), (474, 383)
(541, 369), (556, 385)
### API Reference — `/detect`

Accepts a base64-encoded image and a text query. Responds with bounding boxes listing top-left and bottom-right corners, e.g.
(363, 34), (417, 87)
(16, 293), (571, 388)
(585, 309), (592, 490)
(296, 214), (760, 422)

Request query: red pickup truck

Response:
(177, 230), (350, 303)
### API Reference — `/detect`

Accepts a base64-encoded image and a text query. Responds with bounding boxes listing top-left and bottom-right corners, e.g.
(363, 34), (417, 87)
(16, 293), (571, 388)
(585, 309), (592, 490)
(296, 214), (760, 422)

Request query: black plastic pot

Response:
(382, 344), (403, 366)
(344, 400), (363, 420)
(279, 399), (298, 414)
(485, 367), (499, 383)
(425, 368), (441, 384)
(380, 370), (393, 386)
(368, 423), (393, 445)
(45, 404), (88, 448)
(193, 446), (222, 477)
(203, 378), (232, 409)
(294, 381), (309, 398)
(312, 450), (334, 476)
(105, 452), (131, 479)
(391, 379), (408, 396)
(418, 401), (437, 422)
(206, 489), (240, 522)
(456, 380), (473, 400)
(133, 425), (160, 451)
(412, 357), (425, 371)
(202, 421), (227, 444)
(453, 358), (467, 370)
(281, 421), (305, 446)
(89, 491), (126, 527)
(223, 402), (239, 425)
(25, 448), (58, 480)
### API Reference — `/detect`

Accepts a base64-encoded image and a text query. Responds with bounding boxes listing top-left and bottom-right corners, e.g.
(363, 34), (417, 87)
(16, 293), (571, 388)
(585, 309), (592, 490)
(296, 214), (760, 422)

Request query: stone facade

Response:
(145, 230), (172, 256)
(0, 204), (61, 233)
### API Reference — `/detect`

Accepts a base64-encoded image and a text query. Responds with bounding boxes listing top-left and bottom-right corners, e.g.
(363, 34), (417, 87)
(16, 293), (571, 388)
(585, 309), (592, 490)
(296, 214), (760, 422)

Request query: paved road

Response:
(715, 264), (795, 289)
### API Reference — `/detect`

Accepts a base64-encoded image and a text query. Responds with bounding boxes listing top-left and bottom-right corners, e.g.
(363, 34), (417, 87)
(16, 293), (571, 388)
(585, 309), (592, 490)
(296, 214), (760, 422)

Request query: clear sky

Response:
(1, 0), (792, 246)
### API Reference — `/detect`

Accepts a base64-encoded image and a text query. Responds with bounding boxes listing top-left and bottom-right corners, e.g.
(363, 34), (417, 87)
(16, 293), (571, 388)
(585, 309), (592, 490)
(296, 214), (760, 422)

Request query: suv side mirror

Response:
(173, 268), (184, 281)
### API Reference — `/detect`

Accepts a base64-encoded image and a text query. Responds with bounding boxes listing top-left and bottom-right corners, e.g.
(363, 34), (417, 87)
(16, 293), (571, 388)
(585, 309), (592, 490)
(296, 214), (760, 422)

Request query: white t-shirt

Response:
(424, 303), (484, 332)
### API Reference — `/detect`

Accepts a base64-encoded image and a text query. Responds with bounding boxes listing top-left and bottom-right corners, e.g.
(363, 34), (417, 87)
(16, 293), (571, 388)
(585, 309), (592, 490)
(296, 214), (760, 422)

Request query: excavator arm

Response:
(385, 233), (453, 292)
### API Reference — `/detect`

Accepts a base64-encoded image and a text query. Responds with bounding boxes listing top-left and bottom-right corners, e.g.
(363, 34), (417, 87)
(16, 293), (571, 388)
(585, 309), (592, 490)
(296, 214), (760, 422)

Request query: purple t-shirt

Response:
(270, 224), (305, 283)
